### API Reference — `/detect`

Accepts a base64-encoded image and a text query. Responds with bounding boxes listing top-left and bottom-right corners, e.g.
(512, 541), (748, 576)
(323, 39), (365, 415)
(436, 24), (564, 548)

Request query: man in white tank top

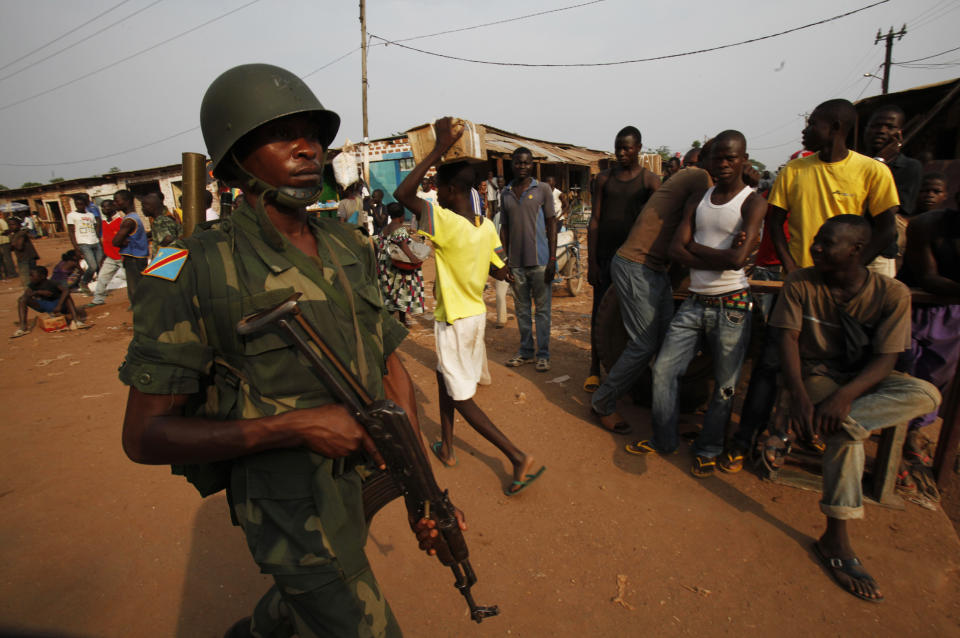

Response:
(624, 130), (767, 478)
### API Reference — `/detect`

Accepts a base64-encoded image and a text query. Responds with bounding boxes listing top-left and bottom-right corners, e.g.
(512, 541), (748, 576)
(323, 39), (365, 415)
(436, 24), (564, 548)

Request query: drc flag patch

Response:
(143, 247), (189, 281)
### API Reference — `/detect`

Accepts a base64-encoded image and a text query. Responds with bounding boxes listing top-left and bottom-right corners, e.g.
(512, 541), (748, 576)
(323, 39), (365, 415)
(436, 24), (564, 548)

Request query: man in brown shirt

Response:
(590, 146), (711, 431)
(771, 214), (940, 602)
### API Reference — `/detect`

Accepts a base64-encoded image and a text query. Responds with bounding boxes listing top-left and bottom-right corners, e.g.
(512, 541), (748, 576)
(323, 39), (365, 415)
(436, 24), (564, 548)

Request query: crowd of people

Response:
(315, 98), (957, 607)
(21, 59), (938, 635)
(5, 188), (219, 336)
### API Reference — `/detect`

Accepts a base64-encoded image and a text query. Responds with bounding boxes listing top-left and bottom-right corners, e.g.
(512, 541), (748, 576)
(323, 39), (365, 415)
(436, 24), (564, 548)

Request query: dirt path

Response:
(1, 235), (958, 637)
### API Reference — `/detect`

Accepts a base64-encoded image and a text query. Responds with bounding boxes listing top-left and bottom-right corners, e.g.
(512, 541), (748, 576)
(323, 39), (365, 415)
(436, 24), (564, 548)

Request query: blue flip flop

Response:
(430, 440), (457, 467)
(505, 465), (546, 496)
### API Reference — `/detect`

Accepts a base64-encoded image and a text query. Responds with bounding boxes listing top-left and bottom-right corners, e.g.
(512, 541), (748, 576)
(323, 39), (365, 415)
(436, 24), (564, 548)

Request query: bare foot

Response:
(593, 410), (631, 435)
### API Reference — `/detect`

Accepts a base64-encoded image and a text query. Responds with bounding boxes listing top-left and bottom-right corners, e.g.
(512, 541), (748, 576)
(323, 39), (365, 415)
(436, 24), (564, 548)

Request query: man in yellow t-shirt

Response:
(394, 117), (546, 496)
(768, 99), (899, 273)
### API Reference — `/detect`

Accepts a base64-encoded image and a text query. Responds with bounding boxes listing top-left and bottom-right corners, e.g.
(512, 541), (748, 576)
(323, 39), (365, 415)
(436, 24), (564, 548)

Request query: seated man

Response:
(772, 214), (940, 602)
(12, 265), (86, 337)
(897, 191), (960, 478)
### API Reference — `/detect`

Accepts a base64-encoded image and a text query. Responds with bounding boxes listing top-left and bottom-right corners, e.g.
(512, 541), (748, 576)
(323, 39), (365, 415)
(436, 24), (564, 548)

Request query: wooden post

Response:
(360, 0), (368, 139)
(495, 156), (504, 177)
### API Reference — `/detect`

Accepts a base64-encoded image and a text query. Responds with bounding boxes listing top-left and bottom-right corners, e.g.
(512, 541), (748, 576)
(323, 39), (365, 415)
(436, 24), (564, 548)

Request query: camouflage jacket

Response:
(119, 199), (407, 495)
(149, 213), (181, 252)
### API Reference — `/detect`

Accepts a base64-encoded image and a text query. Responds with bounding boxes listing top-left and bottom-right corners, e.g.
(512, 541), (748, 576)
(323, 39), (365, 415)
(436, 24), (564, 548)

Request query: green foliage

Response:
(20, 181), (42, 188)
(690, 140), (701, 149)
(0, 184), (8, 191)
(49, 177), (65, 183)
(107, 166), (120, 173)
(653, 145), (672, 161)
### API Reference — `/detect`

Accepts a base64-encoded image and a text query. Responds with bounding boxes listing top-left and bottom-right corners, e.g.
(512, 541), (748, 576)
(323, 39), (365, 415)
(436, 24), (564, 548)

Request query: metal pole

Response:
(360, 0), (368, 139)
(181, 152), (206, 238)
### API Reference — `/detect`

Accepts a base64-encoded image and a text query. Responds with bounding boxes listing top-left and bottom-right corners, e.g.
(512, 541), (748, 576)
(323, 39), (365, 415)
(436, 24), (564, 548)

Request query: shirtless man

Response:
(584, 126), (660, 393)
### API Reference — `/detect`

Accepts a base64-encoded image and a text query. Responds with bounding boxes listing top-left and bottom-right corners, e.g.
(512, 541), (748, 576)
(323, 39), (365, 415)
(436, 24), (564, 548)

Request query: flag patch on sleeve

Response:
(143, 247), (189, 281)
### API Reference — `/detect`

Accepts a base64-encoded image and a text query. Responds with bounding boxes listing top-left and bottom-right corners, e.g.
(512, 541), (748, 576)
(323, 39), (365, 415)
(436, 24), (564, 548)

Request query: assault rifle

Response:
(236, 293), (499, 623)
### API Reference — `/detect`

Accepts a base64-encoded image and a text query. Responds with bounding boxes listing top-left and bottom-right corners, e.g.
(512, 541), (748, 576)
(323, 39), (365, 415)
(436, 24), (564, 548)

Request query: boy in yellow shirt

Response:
(394, 117), (545, 496)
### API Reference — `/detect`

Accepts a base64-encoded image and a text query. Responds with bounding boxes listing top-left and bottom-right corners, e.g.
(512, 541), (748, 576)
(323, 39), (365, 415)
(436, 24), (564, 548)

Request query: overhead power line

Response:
(0, 126), (199, 167)
(0, 0), (166, 85)
(894, 44), (960, 64)
(385, 0), (606, 44)
(0, 0), (602, 168)
(0, 0), (137, 73)
(0, 0), (264, 113)
(369, 0), (890, 68)
(301, 0), (606, 78)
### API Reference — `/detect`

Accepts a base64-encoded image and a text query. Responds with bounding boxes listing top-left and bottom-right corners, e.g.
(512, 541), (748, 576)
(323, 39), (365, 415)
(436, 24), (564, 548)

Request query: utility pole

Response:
(359, 0), (368, 139)
(875, 24), (906, 95)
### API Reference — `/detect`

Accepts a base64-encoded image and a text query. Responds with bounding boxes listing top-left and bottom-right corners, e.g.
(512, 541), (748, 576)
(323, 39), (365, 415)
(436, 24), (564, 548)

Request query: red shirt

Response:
(101, 215), (124, 260)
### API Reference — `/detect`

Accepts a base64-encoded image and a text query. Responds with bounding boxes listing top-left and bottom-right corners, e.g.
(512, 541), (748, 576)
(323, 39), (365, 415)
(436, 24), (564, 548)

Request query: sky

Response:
(0, 0), (957, 188)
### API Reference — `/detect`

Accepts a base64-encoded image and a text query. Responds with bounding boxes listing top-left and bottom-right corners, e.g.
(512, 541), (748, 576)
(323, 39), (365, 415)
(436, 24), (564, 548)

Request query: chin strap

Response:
(229, 153), (326, 251)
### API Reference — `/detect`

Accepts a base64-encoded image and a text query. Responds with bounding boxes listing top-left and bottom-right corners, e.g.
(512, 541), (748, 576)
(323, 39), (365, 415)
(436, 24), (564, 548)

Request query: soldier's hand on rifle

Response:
(288, 405), (387, 468)
(411, 508), (467, 561)
(433, 117), (465, 153)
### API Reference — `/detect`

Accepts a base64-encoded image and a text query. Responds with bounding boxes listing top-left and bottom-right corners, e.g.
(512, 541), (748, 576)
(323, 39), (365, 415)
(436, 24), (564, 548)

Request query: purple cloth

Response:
(907, 304), (960, 429)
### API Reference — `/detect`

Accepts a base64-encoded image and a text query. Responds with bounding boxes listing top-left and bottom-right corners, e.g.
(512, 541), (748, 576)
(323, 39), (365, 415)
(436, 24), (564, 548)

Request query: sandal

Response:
(583, 375), (600, 393)
(761, 432), (792, 472)
(430, 440), (457, 468)
(505, 355), (535, 367)
(718, 447), (745, 474)
(10, 328), (28, 338)
(625, 439), (657, 455)
(812, 542), (884, 603)
(504, 466), (546, 496)
(691, 455), (716, 478)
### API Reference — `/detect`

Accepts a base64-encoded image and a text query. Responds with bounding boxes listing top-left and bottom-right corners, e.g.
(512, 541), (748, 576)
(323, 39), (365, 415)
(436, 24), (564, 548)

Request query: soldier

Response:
(118, 64), (456, 638)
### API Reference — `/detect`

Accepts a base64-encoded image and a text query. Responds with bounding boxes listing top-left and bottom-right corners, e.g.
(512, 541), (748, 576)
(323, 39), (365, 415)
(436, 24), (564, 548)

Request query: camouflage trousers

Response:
(230, 453), (402, 638)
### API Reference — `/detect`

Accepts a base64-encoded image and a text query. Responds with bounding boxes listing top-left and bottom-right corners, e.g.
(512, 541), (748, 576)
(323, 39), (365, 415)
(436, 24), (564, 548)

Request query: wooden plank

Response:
(872, 422), (908, 507)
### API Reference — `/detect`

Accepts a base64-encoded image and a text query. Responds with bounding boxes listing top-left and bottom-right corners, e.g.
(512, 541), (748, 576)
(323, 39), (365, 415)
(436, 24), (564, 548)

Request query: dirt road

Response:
(1, 235), (958, 637)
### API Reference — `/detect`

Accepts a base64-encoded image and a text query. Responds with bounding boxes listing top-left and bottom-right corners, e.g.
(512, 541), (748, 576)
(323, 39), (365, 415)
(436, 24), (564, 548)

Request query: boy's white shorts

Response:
(435, 313), (491, 401)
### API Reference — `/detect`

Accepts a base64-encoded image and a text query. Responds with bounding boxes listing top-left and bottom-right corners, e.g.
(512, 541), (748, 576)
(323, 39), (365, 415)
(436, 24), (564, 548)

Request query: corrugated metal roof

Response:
(855, 77), (959, 105)
(481, 124), (612, 166)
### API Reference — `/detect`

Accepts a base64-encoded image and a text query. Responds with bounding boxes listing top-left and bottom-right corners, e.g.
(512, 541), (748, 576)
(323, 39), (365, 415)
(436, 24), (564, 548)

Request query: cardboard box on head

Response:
(407, 118), (486, 166)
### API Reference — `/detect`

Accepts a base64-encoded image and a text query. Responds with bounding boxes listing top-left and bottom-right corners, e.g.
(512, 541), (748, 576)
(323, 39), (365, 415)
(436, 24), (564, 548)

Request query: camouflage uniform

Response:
(119, 200), (407, 638)
(149, 213), (182, 255)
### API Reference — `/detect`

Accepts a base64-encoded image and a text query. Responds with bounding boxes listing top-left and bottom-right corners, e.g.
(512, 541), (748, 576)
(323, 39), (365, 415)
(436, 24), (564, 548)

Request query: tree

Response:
(20, 181), (42, 188)
(0, 184), (8, 191)
(49, 177), (64, 183)
(690, 140), (701, 149)
(653, 145), (672, 162)
(107, 166), (120, 173)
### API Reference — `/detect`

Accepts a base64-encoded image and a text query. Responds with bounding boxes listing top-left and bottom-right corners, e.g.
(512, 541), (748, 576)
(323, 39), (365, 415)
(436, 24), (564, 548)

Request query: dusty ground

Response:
(1, 235), (959, 638)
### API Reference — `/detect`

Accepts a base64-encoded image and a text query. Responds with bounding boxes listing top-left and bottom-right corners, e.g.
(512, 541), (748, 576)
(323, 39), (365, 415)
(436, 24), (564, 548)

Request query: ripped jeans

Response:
(651, 293), (752, 458)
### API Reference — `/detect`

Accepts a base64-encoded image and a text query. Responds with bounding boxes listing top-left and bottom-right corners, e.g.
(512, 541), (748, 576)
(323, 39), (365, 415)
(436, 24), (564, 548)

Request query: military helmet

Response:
(200, 63), (340, 181)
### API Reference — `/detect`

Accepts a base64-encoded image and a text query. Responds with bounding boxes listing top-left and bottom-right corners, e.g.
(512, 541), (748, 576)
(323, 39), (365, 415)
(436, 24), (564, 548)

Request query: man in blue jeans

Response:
(500, 147), (557, 372)
(626, 130), (766, 478)
(772, 214), (939, 602)
(589, 144), (714, 433)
